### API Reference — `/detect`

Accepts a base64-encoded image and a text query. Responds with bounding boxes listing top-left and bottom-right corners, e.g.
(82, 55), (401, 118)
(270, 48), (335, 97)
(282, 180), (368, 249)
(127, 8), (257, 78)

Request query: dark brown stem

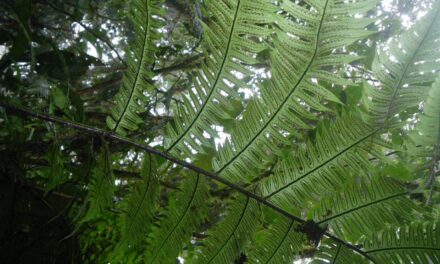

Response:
(153, 54), (203, 74)
(0, 102), (375, 262)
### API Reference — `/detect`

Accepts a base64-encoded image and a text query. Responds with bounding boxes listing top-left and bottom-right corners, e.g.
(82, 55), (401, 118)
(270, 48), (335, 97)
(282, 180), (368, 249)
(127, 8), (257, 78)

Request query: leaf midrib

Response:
(216, 0), (330, 174)
(125, 155), (154, 239)
(166, 0), (242, 152)
(265, 220), (295, 263)
(206, 197), (250, 263)
(332, 244), (342, 263)
(113, 0), (152, 132)
(366, 246), (440, 254)
(316, 191), (407, 224)
(381, 5), (440, 124)
(92, 149), (112, 212)
(264, 129), (376, 199)
(150, 174), (201, 263)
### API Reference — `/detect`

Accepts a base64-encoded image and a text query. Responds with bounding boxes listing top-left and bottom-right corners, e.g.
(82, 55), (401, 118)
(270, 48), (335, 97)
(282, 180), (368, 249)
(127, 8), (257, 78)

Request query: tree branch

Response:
(0, 102), (374, 262)
(153, 54), (203, 74)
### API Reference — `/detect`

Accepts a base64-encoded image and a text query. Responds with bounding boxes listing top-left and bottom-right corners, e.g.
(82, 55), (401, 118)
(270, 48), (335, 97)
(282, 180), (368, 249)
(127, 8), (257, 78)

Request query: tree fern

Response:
(194, 194), (259, 263)
(362, 221), (440, 263)
(145, 172), (208, 263)
(106, 0), (163, 135)
(247, 217), (305, 264)
(112, 154), (159, 259)
(164, 0), (277, 156)
(310, 176), (417, 242)
(363, 0), (440, 127)
(83, 141), (115, 222)
(212, 0), (377, 183)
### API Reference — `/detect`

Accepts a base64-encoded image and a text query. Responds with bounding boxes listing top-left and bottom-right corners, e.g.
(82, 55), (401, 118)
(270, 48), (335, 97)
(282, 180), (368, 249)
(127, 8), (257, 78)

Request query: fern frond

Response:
(113, 154), (159, 256)
(213, 0), (377, 183)
(83, 142), (115, 222)
(106, 0), (163, 135)
(411, 75), (440, 149)
(362, 221), (440, 263)
(194, 195), (259, 263)
(164, 0), (277, 156)
(259, 115), (383, 210)
(411, 75), (440, 204)
(41, 144), (66, 191)
(145, 173), (208, 263)
(312, 239), (368, 264)
(310, 177), (417, 242)
(364, 1), (440, 127)
(247, 217), (305, 264)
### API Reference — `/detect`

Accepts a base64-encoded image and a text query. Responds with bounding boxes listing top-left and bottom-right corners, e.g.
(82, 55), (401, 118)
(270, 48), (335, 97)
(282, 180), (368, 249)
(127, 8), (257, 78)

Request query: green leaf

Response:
(310, 177), (417, 242)
(363, 2), (440, 127)
(106, 0), (164, 136)
(194, 195), (259, 264)
(111, 154), (160, 260)
(362, 222), (440, 263)
(312, 239), (368, 264)
(247, 217), (305, 264)
(145, 172), (208, 263)
(164, 0), (277, 157)
(82, 142), (115, 222)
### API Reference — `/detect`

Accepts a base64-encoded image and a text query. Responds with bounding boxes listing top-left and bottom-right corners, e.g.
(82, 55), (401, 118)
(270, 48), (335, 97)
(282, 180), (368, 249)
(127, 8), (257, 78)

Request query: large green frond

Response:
(194, 195), (259, 263)
(106, 0), (163, 135)
(164, 0), (277, 156)
(362, 221), (440, 263)
(247, 217), (305, 264)
(113, 154), (160, 257)
(82, 142), (115, 222)
(259, 115), (383, 210)
(213, 0), (377, 183)
(364, 1), (440, 127)
(145, 173), (208, 263)
(311, 177), (417, 242)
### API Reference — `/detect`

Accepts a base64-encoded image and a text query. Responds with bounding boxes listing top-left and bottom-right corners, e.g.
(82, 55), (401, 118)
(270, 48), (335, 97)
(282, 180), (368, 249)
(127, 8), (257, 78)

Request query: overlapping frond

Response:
(164, 0), (277, 156)
(410, 75), (440, 204)
(194, 195), (259, 263)
(145, 173), (208, 263)
(106, 0), (163, 135)
(258, 115), (383, 210)
(212, 0), (377, 182)
(411, 75), (440, 149)
(312, 239), (367, 264)
(247, 217), (305, 264)
(311, 177), (416, 242)
(113, 154), (159, 256)
(362, 222), (440, 263)
(364, 1), (440, 127)
(82, 142), (115, 222)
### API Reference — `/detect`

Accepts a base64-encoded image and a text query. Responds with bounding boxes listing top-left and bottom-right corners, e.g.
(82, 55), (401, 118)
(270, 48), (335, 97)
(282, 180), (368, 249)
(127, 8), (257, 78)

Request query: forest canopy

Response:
(0, 0), (439, 263)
